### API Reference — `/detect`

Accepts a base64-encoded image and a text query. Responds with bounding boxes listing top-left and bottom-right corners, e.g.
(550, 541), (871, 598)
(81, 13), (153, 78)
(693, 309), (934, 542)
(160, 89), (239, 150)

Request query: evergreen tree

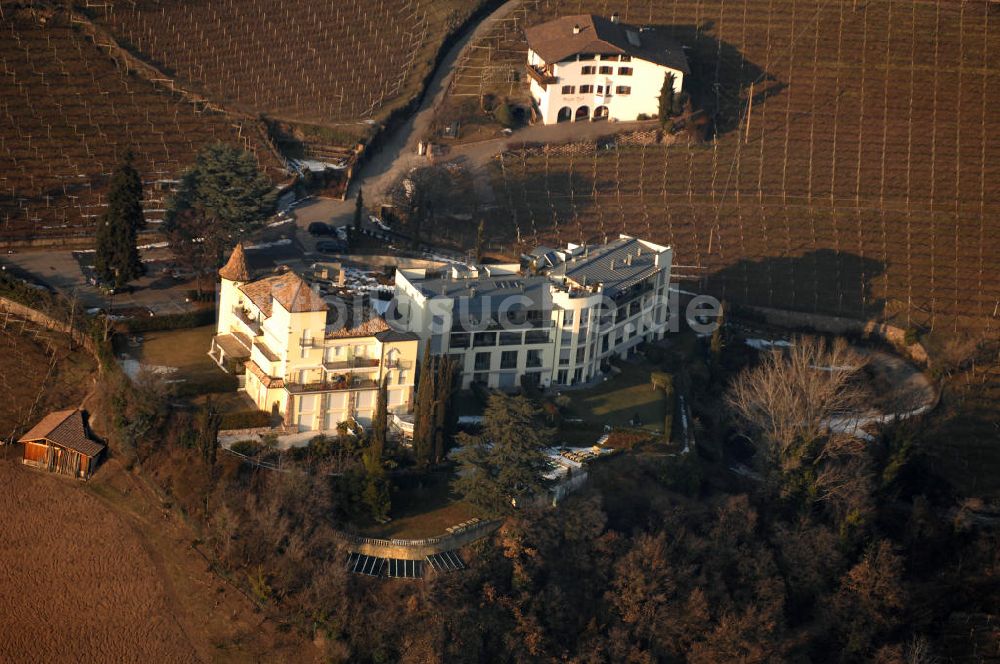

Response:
(432, 356), (456, 463)
(710, 300), (727, 366)
(453, 393), (555, 514)
(197, 398), (221, 468)
(659, 73), (676, 126)
(412, 344), (435, 465)
(371, 373), (389, 456)
(164, 143), (275, 286)
(353, 188), (364, 232)
(95, 152), (145, 288)
(474, 219), (486, 263)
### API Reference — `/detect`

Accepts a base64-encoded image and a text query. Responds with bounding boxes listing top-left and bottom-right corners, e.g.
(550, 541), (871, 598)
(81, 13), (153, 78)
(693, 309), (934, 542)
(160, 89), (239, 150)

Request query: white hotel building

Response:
(393, 235), (673, 391)
(525, 14), (689, 125)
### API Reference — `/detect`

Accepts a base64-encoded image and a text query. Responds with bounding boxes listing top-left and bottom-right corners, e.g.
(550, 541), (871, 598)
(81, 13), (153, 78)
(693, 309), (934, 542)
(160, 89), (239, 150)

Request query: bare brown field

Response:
(0, 325), (95, 442)
(0, 460), (199, 663)
(481, 0), (1000, 331)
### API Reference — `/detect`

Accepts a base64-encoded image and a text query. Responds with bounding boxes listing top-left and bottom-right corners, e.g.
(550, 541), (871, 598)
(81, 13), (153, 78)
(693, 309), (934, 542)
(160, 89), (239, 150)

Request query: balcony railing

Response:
(232, 307), (261, 335)
(384, 358), (413, 370)
(284, 376), (378, 393)
(525, 64), (557, 89)
(323, 357), (380, 371)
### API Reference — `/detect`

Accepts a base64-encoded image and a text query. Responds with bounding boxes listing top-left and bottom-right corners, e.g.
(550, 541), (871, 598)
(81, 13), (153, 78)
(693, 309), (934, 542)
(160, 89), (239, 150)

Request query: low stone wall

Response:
(341, 520), (501, 560)
(738, 304), (930, 366)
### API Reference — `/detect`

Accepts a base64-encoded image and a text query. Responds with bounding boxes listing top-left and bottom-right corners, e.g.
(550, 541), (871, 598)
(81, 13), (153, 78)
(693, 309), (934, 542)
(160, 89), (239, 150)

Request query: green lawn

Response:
(138, 325), (238, 396)
(560, 362), (669, 437)
(361, 471), (482, 539)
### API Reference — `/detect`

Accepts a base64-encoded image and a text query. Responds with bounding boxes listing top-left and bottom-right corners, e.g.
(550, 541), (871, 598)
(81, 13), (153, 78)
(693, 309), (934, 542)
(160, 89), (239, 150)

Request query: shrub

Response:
(230, 439), (263, 456)
(219, 410), (272, 430)
(494, 102), (517, 129)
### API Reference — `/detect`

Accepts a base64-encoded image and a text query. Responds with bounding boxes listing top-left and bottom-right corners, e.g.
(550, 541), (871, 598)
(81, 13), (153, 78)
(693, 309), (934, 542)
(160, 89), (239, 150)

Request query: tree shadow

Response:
(667, 22), (786, 138)
(703, 250), (886, 321)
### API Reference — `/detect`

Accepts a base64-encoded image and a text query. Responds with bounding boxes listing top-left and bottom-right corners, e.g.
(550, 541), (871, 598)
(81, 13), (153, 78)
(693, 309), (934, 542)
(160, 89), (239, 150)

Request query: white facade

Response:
(209, 249), (418, 434)
(394, 235), (673, 391)
(528, 49), (684, 125)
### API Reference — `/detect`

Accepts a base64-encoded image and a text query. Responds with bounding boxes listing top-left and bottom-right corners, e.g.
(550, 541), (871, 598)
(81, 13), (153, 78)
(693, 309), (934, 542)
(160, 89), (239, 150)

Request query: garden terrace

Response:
(96, 0), (486, 125)
(479, 0), (1000, 331)
(0, 12), (280, 242)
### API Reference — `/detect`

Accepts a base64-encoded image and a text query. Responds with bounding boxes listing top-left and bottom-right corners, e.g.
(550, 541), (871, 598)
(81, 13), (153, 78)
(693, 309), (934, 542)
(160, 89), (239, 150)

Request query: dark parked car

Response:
(316, 239), (347, 254)
(308, 222), (331, 236)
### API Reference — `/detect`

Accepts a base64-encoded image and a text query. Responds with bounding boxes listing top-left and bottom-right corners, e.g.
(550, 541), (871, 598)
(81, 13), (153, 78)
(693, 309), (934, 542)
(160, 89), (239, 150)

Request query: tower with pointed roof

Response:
(217, 242), (250, 338)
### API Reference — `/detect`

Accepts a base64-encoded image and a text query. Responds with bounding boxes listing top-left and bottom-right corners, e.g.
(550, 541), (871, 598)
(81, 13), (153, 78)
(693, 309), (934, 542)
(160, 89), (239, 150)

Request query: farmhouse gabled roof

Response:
(239, 271), (328, 318)
(525, 14), (690, 73)
(18, 409), (105, 457)
(219, 242), (250, 281)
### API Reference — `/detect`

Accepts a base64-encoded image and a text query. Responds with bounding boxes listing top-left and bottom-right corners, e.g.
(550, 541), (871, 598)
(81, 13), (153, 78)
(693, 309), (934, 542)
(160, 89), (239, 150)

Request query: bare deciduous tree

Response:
(727, 336), (869, 474)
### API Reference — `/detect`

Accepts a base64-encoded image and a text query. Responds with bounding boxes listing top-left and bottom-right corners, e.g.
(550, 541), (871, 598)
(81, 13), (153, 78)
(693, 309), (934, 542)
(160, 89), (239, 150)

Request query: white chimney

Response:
(610, 12), (619, 24)
(573, 24), (581, 34)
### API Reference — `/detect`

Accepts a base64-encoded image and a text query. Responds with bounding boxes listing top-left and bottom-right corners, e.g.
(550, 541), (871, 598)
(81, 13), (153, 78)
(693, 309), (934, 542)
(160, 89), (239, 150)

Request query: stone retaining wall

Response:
(341, 520), (501, 560)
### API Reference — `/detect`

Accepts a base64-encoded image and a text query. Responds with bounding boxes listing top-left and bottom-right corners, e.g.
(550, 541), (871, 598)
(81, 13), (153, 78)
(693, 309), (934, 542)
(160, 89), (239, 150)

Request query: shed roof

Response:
(525, 14), (690, 73)
(18, 409), (105, 457)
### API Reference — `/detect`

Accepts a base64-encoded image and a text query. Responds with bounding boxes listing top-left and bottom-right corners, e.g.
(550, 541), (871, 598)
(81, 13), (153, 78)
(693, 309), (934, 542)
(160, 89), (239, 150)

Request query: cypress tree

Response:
(659, 73), (676, 126)
(371, 373), (389, 457)
(412, 344), (435, 465)
(95, 152), (145, 288)
(432, 356), (456, 463)
(353, 187), (364, 232)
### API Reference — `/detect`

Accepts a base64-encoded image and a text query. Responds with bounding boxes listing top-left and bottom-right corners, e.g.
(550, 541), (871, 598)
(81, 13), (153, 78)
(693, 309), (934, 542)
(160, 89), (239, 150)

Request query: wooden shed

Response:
(17, 409), (105, 480)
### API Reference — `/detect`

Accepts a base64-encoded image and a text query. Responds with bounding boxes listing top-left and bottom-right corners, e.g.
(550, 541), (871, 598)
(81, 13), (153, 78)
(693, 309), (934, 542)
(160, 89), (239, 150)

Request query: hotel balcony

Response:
(284, 375), (379, 394)
(323, 357), (380, 371)
(232, 307), (261, 336)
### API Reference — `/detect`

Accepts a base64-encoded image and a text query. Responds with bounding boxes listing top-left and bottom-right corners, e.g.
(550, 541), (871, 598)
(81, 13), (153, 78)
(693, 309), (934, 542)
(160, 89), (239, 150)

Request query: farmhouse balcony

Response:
(284, 376), (379, 394)
(525, 64), (558, 89)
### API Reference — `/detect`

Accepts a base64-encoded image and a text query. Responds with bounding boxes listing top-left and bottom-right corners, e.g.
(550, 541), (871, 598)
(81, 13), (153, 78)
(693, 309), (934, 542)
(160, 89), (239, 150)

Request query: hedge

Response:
(123, 307), (215, 333)
(219, 409), (272, 430)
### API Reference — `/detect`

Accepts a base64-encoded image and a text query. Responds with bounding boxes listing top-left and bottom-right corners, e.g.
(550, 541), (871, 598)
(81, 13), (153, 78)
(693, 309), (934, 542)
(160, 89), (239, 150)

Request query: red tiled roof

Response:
(239, 271), (328, 318)
(325, 316), (390, 339)
(219, 242), (250, 281)
(18, 409), (105, 457)
(245, 359), (284, 389)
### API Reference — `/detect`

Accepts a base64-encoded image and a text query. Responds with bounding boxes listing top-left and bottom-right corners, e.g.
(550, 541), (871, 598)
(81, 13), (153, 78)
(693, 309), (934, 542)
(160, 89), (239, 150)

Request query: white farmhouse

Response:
(525, 13), (689, 125)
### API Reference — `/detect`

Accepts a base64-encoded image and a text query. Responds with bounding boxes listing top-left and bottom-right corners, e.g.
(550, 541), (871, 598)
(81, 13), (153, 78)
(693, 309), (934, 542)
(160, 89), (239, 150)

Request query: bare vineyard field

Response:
(0, 461), (199, 662)
(484, 0), (1000, 330)
(0, 10), (280, 241)
(96, 0), (484, 126)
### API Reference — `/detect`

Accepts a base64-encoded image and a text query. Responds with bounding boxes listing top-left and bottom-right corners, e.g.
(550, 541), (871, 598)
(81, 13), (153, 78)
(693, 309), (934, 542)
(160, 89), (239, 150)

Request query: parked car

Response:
(308, 221), (331, 236)
(316, 239), (347, 254)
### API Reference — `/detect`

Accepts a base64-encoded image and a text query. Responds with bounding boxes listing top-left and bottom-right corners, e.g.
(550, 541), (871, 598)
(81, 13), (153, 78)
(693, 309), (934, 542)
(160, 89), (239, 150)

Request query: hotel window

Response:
(599, 66), (613, 75)
(618, 67), (633, 76)
(563, 310), (574, 326)
(581, 65), (596, 75)
(616, 86), (632, 95)
(576, 346), (586, 363)
(573, 368), (583, 384)
(557, 369), (568, 385)
(474, 352), (491, 371)
(500, 350), (518, 369)
(579, 85), (594, 94)
(561, 85), (575, 94)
